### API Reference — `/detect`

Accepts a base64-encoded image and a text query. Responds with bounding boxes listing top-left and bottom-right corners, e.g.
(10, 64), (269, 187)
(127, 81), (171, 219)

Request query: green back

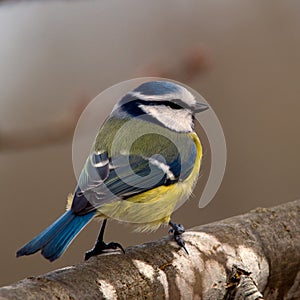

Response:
(94, 117), (194, 163)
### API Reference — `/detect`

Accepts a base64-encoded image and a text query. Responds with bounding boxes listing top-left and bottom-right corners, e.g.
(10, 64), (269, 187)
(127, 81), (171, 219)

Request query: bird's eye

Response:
(168, 102), (183, 110)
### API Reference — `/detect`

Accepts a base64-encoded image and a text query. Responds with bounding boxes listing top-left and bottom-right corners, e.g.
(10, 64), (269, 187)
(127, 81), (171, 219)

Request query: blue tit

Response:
(16, 80), (208, 261)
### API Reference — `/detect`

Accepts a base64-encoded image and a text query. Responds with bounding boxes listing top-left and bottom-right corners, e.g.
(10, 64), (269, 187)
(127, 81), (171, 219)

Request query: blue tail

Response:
(16, 210), (95, 261)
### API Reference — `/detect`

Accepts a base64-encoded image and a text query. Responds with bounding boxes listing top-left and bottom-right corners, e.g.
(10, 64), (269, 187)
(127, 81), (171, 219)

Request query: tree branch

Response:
(1, 200), (299, 299)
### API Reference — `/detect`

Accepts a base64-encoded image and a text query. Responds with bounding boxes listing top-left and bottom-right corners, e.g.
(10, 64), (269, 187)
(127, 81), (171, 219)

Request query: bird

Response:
(16, 80), (208, 262)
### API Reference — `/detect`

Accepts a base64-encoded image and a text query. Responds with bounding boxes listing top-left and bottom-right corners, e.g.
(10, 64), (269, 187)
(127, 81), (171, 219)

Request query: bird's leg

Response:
(168, 221), (189, 254)
(85, 219), (125, 261)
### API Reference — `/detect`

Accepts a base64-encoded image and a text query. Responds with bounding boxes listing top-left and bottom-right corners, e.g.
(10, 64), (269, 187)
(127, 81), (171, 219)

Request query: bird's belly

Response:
(89, 132), (201, 232)
(95, 183), (188, 230)
(96, 165), (200, 231)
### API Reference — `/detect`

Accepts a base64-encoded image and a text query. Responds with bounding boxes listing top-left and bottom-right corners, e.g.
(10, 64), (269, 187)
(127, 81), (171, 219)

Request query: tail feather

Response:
(16, 210), (95, 261)
(41, 212), (94, 261)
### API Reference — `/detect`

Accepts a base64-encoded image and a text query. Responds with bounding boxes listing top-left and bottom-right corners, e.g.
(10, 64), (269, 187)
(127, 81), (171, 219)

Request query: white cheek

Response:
(156, 109), (193, 132)
(139, 105), (193, 132)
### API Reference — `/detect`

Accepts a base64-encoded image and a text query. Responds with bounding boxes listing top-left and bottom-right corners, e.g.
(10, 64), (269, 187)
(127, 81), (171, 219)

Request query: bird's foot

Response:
(169, 221), (189, 254)
(85, 240), (125, 261)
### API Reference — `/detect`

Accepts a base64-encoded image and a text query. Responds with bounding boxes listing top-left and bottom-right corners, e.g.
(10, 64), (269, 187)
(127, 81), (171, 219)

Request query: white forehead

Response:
(129, 81), (196, 106)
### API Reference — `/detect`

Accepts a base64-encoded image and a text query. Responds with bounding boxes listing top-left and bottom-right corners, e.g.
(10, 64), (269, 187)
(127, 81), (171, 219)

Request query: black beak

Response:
(193, 102), (209, 113)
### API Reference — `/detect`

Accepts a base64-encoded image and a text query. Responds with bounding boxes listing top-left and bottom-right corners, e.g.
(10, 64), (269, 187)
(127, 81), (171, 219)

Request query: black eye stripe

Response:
(163, 102), (183, 110)
(118, 98), (191, 119)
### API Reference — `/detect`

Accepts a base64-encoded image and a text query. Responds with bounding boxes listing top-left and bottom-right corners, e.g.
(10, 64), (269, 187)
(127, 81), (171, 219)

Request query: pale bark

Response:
(0, 200), (299, 300)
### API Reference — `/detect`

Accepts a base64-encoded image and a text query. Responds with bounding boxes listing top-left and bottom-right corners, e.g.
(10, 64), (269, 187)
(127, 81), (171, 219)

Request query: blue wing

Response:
(71, 142), (197, 215)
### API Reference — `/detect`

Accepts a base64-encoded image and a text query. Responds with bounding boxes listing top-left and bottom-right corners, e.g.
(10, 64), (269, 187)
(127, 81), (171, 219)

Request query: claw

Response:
(85, 219), (125, 261)
(174, 235), (189, 254)
(85, 249), (97, 261)
(85, 240), (125, 261)
(169, 221), (188, 254)
(106, 242), (125, 254)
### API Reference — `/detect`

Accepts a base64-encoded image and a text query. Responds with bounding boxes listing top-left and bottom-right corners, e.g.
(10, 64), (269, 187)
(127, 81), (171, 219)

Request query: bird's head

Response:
(112, 81), (208, 133)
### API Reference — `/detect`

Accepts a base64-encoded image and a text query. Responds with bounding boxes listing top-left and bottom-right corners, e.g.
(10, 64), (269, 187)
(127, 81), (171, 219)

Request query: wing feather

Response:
(71, 142), (197, 215)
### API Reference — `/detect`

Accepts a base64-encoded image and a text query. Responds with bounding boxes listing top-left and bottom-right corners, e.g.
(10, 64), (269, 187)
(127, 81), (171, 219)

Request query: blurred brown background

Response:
(1, 1), (300, 286)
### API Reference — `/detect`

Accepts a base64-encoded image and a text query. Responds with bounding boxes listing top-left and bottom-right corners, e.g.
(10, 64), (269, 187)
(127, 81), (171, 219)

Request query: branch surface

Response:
(0, 200), (299, 299)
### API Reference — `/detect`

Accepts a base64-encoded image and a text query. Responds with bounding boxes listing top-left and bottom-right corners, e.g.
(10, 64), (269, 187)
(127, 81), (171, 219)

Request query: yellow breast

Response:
(95, 132), (203, 232)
